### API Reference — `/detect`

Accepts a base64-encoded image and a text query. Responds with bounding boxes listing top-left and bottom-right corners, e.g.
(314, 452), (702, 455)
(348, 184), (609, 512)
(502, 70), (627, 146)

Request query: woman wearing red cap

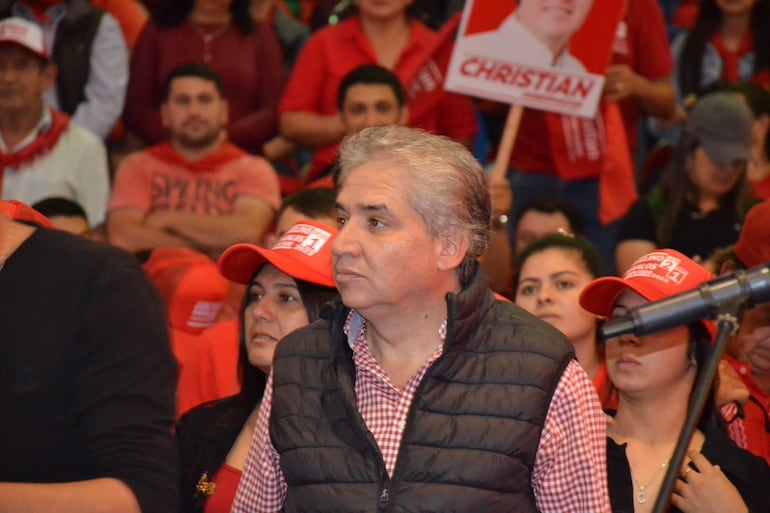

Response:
(580, 249), (770, 513)
(175, 220), (338, 513)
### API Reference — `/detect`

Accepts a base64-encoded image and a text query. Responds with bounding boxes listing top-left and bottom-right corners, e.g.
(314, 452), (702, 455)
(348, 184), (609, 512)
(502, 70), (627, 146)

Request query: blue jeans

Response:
(507, 170), (619, 274)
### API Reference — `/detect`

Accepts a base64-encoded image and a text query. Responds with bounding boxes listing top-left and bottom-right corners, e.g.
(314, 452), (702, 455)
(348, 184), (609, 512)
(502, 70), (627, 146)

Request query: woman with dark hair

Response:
(673, 0), (770, 104)
(174, 221), (338, 513)
(615, 92), (756, 273)
(124, 0), (285, 155)
(514, 233), (616, 408)
(580, 249), (770, 513)
(701, 80), (770, 199)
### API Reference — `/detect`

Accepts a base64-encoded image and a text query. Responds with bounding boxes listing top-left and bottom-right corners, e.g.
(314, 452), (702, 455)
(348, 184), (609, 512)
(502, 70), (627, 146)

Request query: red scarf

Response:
(401, 13), (461, 125)
(710, 32), (753, 82)
(0, 108), (70, 194)
(544, 101), (637, 225)
(145, 141), (247, 173)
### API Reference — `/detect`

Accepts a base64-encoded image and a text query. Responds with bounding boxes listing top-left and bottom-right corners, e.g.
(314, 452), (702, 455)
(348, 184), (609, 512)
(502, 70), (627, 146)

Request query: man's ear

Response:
(40, 61), (57, 92)
(436, 232), (469, 272)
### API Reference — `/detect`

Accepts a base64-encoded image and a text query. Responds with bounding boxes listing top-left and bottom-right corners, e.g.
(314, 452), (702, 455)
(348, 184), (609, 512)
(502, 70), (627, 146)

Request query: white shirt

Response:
(460, 13), (586, 73)
(12, 2), (129, 140)
(1, 109), (110, 226)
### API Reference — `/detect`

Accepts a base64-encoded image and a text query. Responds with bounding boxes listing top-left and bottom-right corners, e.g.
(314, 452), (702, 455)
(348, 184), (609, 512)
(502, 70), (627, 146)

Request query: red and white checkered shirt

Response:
(231, 311), (611, 513)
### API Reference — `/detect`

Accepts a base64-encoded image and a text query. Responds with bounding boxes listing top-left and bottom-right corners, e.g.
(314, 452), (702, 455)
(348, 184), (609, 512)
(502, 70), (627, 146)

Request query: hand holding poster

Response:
(446, 0), (624, 118)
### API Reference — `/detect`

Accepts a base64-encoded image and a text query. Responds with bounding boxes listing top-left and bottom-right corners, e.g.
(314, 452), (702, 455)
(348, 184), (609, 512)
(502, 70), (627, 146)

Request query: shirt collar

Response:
(343, 309), (448, 353)
(0, 105), (51, 153)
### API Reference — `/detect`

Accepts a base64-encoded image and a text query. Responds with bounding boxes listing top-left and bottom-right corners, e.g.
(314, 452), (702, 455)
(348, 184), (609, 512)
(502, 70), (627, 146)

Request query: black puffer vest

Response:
(51, 3), (104, 117)
(270, 268), (575, 513)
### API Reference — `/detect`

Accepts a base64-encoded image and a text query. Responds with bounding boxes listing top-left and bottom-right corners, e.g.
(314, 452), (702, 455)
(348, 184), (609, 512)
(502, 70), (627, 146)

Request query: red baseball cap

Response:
(0, 17), (48, 59)
(218, 220), (337, 287)
(143, 247), (229, 334)
(735, 198), (770, 269)
(580, 249), (714, 329)
(0, 199), (54, 227)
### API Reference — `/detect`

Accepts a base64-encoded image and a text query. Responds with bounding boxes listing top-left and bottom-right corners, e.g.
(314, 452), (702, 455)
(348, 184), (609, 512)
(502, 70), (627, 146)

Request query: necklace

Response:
(631, 461), (668, 504)
(0, 213), (15, 272)
(190, 22), (230, 63)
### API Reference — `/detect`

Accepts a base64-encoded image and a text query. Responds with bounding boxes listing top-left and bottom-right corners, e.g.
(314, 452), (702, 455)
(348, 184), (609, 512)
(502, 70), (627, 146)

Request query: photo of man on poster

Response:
(461, 0), (594, 72)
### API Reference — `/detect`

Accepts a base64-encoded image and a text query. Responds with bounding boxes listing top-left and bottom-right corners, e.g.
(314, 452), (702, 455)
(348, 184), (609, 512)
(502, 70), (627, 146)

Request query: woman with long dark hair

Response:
(674, 0), (770, 102)
(174, 221), (338, 513)
(615, 92), (756, 273)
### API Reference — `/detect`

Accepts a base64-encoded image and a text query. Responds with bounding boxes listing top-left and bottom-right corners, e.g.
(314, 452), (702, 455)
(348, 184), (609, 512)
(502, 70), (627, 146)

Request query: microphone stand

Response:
(650, 300), (745, 513)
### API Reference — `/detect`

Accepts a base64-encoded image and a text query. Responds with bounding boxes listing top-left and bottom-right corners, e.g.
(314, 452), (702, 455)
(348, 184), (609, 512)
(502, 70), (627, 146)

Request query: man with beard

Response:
(107, 62), (280, 257)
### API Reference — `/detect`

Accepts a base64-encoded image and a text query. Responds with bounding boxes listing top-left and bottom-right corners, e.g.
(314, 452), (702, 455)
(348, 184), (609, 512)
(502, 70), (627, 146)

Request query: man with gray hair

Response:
(231, 126), (611, 513)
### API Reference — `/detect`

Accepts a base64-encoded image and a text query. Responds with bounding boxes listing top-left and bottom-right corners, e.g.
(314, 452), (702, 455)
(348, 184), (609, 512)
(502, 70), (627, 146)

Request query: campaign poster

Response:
(446, 0), (624, 118)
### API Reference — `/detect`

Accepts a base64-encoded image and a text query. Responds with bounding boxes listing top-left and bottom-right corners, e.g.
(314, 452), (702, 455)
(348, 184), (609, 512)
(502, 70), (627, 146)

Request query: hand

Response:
(672, 451), (748, 513)
(604, 64), (639, 103)
(488, 176), (512, 216)
(715, 359), (750, 407)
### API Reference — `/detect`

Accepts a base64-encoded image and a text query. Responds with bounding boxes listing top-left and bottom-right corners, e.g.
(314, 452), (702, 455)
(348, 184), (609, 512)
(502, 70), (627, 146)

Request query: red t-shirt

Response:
(203, 463), (242, 513)
(511, 0), (673, 174)
(279, 16), (477, 177)
(109, 143), (281, 215)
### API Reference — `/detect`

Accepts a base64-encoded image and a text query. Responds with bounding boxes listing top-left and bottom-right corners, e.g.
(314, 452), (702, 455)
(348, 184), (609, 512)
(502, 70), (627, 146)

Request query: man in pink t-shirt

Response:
(107, 62), (281, 257)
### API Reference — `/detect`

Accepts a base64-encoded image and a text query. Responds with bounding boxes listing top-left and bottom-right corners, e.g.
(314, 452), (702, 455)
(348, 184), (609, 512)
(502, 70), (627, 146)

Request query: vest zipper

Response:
(378, 483), (390, 506)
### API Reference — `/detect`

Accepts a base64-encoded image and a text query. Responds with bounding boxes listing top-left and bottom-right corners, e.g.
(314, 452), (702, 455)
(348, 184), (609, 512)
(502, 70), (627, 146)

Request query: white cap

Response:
(0, 17), (47, 59)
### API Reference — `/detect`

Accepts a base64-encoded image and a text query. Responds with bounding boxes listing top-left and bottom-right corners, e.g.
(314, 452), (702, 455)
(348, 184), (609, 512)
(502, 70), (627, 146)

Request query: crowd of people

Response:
(2, 1), (770, 513)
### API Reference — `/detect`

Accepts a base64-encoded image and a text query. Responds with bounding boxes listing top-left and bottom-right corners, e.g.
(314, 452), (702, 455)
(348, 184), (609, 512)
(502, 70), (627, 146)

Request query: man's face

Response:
(161, 76), (227, 149)
(514, 210), (573, 254)
(49, 214), (90, 237)
(340, 83), (406, 136)
(516, 0), (593, 51)
(264, 205), (337, 248)
(737, 303), (770, 378)
(0, 44), (53, 114)
(332, 163), (449, 318)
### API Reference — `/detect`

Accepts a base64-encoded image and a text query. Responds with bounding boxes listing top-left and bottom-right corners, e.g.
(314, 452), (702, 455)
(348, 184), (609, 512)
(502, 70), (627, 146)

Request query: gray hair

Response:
(337, 126), (490, 284)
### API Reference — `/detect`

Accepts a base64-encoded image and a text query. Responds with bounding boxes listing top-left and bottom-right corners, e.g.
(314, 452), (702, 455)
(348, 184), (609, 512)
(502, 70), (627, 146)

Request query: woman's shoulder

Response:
(176, 396), (241, 433)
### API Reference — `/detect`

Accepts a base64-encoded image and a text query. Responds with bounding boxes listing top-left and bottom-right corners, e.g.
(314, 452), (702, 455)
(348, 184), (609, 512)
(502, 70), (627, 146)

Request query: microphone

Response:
(601, 263), (770, 339)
